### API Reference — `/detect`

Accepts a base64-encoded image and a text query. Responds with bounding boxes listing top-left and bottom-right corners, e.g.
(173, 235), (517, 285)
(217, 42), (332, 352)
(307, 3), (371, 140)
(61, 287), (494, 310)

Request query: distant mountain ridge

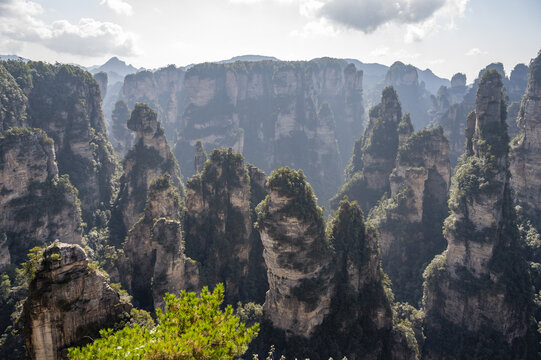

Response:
(87, 56), (141, 77)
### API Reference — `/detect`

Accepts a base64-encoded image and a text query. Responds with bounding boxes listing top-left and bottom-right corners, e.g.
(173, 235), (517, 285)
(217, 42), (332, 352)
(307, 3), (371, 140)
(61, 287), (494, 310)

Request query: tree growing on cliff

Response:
(68, 283), (259, 360)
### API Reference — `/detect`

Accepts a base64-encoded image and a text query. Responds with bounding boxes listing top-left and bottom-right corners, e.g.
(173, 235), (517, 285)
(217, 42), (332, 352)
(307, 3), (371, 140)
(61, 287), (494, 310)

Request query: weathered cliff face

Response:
(16, 62), (118, 224)
(120, 59), (364, 204)
(332, 86), (401, 212)
(23, 242), (131, 360)
(511, 51), (541, 229)
(318, 199), (397, 359)
(370, 126), (451, 304)
(0, 62), (27, 132)
(184, 149), (267, 304)
(423, 69), (536, 359)
(122, 175), (198, 311)
(383, 61), (431, 129)
(120, 65), (186, 139)
(114, 103), (183, 239)
(110, 100), (134, 158)
(256, 167), (334, 338)
(0, 128), (82, 266)
(176, 59), (357, 204)
(252, 171), (417, 359)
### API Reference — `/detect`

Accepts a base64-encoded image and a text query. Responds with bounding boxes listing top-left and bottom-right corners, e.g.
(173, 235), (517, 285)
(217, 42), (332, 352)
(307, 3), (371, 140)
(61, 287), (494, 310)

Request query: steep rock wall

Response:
(23, 243), (131, 360)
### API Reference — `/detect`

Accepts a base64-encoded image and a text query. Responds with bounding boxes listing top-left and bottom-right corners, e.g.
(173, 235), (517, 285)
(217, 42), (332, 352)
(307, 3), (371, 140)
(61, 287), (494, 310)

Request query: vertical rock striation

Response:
(114, 103), (183, 239)
(120, 59), (365, 204)
(370, 126), (451, 304)
(422, 69), (536, 359)
(184, 149), (267, 304)
(510, 51), (541, 229)
(256, 167), (334, 338)
(332, 86), (402, 212)
(23, 242), (131, 360)
(122, 175), (198, 311)
(253, 169), (417, 359)
(0, 128), (82, 266)
(18, 62), (118, 223)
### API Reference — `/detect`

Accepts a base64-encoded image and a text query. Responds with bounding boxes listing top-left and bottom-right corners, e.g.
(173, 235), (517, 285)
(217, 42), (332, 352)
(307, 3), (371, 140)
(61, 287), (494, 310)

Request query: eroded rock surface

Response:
(371, 126), (451, 304)
(332, 86), (402, 212)
(185, 149), (267, 304)
(0, 128), (82, 266)
(511, 51), (541, 228)
(122, 175), (198, 310)
(114, 103), (183, 239)
(23, 243), (131, 360)
(422, 69), (536, 359)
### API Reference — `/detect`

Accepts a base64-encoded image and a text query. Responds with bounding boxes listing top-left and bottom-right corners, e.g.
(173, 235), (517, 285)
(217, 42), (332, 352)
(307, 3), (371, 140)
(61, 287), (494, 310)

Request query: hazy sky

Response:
(0, 0), (539, 80)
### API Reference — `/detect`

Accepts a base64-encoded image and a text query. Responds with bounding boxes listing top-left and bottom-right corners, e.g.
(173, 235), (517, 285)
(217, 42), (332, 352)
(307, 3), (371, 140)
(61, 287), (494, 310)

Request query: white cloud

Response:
(466, 48), (487, 56)
(100, 0), (133, 16)
(0, 0), (137, 56)
(291, 18), (338, 37)
(317, 0), (445, 33)
(310, 0), (469, 41)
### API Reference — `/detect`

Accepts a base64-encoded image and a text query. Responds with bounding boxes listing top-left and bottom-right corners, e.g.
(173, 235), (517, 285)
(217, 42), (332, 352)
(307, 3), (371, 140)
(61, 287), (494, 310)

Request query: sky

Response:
(0, 0), (540, 81)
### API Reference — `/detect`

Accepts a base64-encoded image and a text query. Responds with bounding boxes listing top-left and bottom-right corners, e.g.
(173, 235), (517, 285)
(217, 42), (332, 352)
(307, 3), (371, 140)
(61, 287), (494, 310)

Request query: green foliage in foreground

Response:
(68, 284), (259, 360)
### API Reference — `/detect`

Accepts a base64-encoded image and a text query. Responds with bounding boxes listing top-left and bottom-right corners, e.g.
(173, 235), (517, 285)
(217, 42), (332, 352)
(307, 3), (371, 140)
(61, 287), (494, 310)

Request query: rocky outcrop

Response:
(193, 140), (207, 174)
(370, 126), (451, 304)
(114, 103), (183, 238)
(110, 100), (134, 157)
(510, 51), (541, 230)
(508, 63), (529, 102)
(428, 73), (467, 126)
(319, 199), (397, 359)
(122, 175), (198, 311)
(252, 169), (417, 359)
(383, 61), (431, 129)
(184, 149), (267, 304)
(23, 242), (131, 360)
(332, 86), (402, 212)
(120, 59), (364, 204)
(423, 69), (536, 359)
(1, 61), (119, 225)
(256, 167), (333, 338)
(120, 65), (186, 139)
(0, 128), (82, 266)
(176, 59), (356, 204)
(0, 62), (27, 132)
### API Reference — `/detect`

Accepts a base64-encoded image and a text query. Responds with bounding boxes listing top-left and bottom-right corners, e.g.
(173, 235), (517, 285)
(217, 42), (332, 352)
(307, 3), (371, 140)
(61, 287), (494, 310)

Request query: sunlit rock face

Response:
(1, 61), (118, 225)
(114, 103), (183, 239)
(184, 149), (267, 304)
(0, 128), (82, 267)
(256, 168), (334, 338)
(252, 169), (416, 359)
(120, 59), (365, 204)
(422, 69), (536, 359)
(23, 243), (131, 360)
